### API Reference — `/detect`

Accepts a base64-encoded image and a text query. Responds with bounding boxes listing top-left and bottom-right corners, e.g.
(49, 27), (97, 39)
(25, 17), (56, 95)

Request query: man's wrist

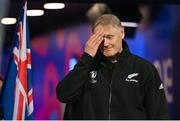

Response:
(79, 52), (94, 67)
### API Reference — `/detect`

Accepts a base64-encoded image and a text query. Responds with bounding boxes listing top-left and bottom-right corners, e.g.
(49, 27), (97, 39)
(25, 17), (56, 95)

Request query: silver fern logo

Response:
(89, 71), (97, 83)
(125, 73), (139, 83)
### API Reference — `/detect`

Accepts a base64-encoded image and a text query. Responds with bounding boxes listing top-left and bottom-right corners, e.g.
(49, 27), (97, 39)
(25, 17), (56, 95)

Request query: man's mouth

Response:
(103, 47), (112, 51)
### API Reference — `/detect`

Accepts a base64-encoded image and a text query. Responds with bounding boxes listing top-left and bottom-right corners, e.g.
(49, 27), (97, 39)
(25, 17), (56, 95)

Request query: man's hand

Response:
(85, 31), (104, 57)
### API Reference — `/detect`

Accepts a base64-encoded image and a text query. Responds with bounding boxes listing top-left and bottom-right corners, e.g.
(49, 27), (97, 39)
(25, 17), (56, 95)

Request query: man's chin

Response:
(100, 50), (114, 57)
(103, 53), (113, 57)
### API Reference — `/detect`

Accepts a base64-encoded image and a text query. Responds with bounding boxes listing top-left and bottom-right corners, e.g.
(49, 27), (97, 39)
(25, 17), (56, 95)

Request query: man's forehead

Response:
(94, 24), (120, 34)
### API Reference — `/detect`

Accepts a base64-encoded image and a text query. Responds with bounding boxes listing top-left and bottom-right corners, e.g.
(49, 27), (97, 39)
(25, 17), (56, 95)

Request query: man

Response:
(56, 14), (169, 119)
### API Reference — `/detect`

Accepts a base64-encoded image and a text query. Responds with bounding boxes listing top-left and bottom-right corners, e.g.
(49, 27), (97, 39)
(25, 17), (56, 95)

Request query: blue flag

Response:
(1, 1), (34, 119)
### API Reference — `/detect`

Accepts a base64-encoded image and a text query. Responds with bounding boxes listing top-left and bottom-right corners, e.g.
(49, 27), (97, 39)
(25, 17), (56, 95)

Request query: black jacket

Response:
(56, 41), (169, 120)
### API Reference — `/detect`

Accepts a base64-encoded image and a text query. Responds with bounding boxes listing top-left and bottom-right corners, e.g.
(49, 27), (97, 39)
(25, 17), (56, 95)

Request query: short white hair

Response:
(92, 14), (121, 32)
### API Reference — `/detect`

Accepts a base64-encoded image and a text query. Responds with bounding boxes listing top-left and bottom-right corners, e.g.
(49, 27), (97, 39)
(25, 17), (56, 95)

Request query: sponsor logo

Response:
(159, 83), (164, 90)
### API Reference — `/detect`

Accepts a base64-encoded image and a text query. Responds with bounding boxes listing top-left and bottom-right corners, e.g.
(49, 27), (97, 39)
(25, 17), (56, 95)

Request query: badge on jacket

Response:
(125, 73), (139, 83)
(89, 71), (97, 84)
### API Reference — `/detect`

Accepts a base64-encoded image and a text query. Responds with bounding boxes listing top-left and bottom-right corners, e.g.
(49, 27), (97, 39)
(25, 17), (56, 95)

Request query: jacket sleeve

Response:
(143, 64), (169, 119)
(56, 52), (93, 103)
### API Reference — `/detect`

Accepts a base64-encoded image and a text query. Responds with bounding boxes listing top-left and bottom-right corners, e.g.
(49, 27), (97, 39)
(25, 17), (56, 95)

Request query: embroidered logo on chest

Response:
(89, 71), (98, 84)
(125, 73), (139, 83)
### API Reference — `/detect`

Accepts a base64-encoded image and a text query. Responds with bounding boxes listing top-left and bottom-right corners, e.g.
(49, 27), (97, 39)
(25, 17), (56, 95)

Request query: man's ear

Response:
(120, 26), (125, 39)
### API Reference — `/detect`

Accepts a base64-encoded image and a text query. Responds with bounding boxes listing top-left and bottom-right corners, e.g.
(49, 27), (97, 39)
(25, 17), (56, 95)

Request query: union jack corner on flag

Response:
(1, 0), (34, 120)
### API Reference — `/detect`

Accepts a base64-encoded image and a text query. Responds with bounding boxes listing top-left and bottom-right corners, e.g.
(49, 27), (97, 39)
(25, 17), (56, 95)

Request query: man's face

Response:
(94, 24), (124, 57)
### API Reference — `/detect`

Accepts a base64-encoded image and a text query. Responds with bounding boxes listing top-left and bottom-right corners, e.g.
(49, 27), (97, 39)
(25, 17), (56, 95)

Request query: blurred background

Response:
(0, 0), (180, 119)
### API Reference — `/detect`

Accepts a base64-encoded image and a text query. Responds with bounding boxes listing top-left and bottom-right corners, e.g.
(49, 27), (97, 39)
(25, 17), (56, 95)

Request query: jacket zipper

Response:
(108, 80), (112, 120)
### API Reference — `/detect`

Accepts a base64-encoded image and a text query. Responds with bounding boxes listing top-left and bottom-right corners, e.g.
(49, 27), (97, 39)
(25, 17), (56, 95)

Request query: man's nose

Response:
(103, 38), (109, 47)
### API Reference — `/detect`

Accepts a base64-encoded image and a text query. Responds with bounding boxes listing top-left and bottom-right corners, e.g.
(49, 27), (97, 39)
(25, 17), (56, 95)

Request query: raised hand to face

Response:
(85, 30), (104, 57)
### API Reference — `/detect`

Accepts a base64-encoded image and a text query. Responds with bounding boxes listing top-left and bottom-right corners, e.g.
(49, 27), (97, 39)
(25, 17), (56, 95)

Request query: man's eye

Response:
(107, 36), (113, 39)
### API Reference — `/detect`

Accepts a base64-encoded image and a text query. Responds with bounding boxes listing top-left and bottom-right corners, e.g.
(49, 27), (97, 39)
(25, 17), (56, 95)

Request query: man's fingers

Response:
(95, 35), (104, 46)
(85, 31), (104, 57)
(90, 31), (104, 46)
(87, 32), (99, 45)
(94, 32), (104, 46)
